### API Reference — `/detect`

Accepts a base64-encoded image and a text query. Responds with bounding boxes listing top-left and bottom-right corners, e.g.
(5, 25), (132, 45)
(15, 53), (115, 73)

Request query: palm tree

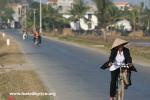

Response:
(145, 9), (150, 27)
(27, 1), (65, 32)
(104, 4), (120, 25)
(70, 0), (89, 20)
(26, 2), (40, 29)
(93, 0), (113, 27)
(144, 7), (150, 31)
(42, 5), (61, 31)
(131, 9), (138, 31)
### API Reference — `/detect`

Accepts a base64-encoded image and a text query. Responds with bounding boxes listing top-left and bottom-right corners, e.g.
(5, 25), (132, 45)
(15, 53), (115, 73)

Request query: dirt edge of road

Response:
(0, 34), (53, 100)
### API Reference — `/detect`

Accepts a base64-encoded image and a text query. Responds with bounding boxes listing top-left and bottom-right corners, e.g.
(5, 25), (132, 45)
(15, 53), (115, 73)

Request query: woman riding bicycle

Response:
(101, 38), (137, 100)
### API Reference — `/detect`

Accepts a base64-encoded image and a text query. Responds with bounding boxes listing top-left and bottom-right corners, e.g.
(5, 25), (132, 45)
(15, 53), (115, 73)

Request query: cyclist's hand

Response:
(128, 63), (133, 67)
(108, 62), (112, 67)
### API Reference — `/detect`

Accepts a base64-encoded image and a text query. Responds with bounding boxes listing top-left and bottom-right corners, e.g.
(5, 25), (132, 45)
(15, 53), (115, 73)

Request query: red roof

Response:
(8, 3), (22, 7)
(48, 0), (58, 3)
(114, 2), (129, 6)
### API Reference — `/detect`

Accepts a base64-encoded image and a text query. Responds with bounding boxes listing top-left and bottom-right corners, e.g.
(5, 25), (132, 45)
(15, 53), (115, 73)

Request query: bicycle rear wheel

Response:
(116, 80), (124, 100)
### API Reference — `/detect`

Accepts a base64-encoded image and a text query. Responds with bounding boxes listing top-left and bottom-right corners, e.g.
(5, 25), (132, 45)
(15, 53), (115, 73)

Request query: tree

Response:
(70, 0), (89, 20)
(148, 0), (150, 28)
(42, 5), (61, 31)
(0, 0), (14, 22)
(0, 8), (14, 21)
(27, 1), (65, 32)
(103, 4), (120, 25)
(0, 0), (9, 7)
(93, 0), (113, 27)
(143, 5), (150, 32)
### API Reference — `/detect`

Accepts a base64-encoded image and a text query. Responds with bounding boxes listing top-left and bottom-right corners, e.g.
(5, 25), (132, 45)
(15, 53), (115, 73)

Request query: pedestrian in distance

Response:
(22, 29), (28, 40)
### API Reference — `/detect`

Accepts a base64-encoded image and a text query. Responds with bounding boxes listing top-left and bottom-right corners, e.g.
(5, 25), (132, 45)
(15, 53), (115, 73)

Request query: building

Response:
(47, 0), (58, 4)
(7, 2), (28, 28)
(47, 0), (74, 13)
(8, 3), (28, 22)
(114, 2), (133, 11)
(70, 14), (98, 31)
(47, 0), (58, 6)
(115, 19), (132, 32)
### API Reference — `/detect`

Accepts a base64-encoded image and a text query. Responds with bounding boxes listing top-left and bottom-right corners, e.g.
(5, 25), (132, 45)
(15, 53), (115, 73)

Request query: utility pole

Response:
(47, 2), (49, 10)
(148, 19), (150, 28)
(40, 0), (42, 35)
(148, 19), (150, 30)
(33, 9), (36, 30)
(25, 5), (27, 31)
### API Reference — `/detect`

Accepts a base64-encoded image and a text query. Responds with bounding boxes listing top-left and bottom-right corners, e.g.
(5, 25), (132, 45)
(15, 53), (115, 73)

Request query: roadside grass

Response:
(0, 36), (25, 65)
(0, 71), (51, 100)
(47, 34), (112, 51)
(130, 46), (150, 62)
(0, 35), (52, 100)
(122, 36), (150, 42)
(0, 37), (5, 49)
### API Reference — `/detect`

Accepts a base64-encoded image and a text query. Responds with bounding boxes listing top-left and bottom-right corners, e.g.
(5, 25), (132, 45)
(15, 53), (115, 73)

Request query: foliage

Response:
(69, 0), (89, 20)
(26, 1), (66, 32)
(0, 0), (14, 22)
(93, 0), (113, 26)
(0, 8), (14, 22)
(93, 0), (150, 33)
(26, 0), (150, 33)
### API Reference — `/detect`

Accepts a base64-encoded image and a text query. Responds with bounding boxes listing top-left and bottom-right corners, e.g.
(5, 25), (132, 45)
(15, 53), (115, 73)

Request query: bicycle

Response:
(22, 31), (28, 40)
(34, 38), (40, 45)
(116, 64), (129, 100)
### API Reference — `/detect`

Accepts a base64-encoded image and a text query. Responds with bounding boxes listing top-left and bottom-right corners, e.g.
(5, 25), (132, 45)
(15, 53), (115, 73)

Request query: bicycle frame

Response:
(116, 64), (129, 100)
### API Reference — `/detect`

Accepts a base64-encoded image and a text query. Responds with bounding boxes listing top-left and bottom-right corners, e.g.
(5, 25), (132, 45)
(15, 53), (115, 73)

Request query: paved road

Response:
(130, 41), (150, 47)
(4, 29), (150, 100)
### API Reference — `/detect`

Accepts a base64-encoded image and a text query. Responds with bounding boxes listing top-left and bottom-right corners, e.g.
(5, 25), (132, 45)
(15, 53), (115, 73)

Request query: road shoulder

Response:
(0, 34), (53, 100)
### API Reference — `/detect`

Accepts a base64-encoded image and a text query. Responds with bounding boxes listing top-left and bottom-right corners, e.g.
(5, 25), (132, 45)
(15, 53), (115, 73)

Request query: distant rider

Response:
(33, 28), (41, 44)
(22, 29), (28, 40)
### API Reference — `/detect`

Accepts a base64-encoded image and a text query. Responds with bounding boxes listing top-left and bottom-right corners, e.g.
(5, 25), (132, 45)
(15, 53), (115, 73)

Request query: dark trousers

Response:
(33, 36), (41, 44)
(39, 36), (41, 44)
(110, 68), (132, 97)
(110, 68), (120, 97)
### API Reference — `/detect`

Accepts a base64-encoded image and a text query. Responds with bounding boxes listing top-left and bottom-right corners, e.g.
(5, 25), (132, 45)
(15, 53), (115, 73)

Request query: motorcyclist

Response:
(33, 28), (41, 44)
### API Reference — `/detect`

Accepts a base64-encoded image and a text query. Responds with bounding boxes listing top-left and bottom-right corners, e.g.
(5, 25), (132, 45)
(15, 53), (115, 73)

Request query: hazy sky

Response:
(87, 0), (149, 6)
(34, 0), (149, 7)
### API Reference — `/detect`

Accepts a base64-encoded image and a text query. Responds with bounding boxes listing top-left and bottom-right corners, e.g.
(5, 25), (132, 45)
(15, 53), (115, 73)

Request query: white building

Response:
(70, 14), (98, 31)
(114, 2), (133, 11)
(115, 19), (132, 32)
(47, 0), (74, 13)
(8, 3), (28, 22)
(47, 0), (98, 31)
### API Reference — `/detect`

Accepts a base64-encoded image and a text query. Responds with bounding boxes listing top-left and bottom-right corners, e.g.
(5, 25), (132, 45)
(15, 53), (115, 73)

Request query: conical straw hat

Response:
(112, 38), (128, 49)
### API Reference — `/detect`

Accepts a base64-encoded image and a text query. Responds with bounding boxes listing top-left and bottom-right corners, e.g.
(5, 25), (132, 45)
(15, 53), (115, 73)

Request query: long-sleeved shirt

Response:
(109, 51), (125, 71)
